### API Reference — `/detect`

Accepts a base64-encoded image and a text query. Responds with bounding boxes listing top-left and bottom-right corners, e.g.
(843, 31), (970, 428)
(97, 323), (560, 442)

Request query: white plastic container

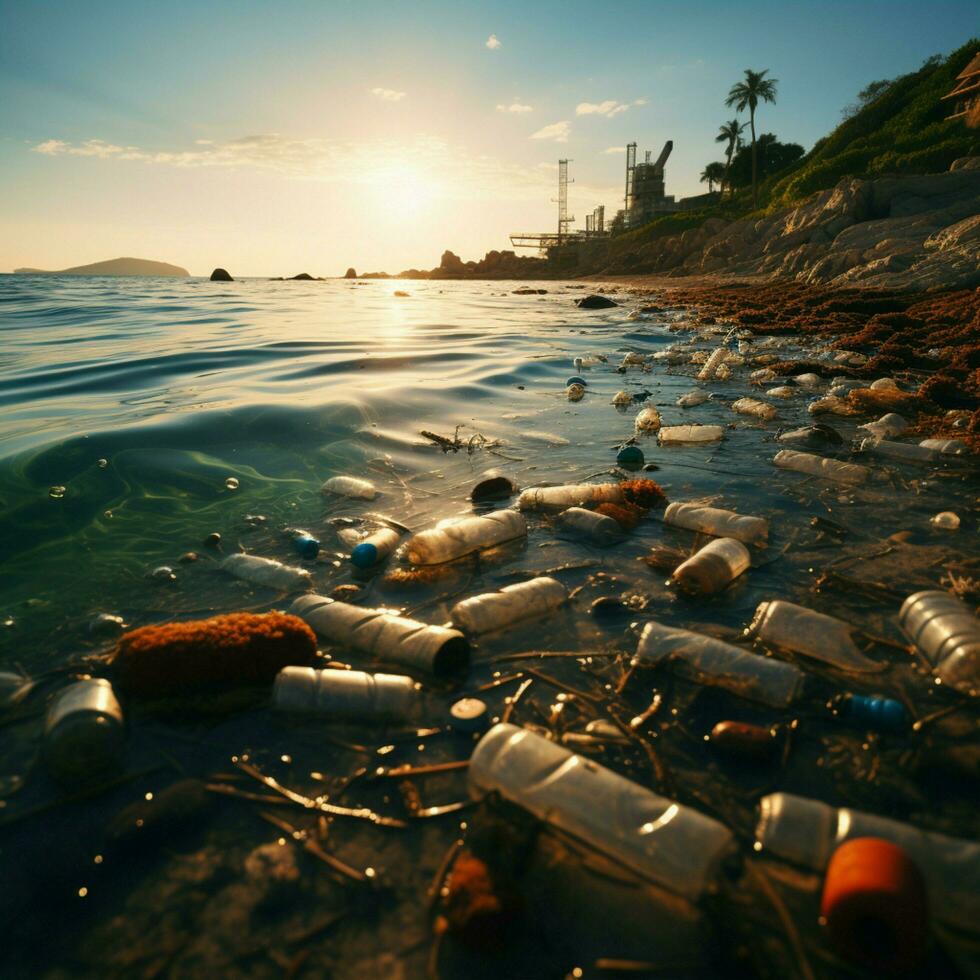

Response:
(273, 666), (417, 719)
(321, 475), (378, 500)
(672, 537), (750, 595)
(773, 449), (869, 485)
(222, 553), (313, 592)
(518, 483), (624, 512)
(755, 792), (980, 936)
(697, 347), (728, 381)
(44, 679), (126, 784)
(406, 509), (526, 565)
(450, 577), (567, 635)
(748, 600), (878, 672)
(636, 621), (805, 707)
(556, 506), (623, 545)
(468, 723), (735, 901)
(859, 413), (909, 439)
(658, 424), (725, 445)
(677, 390), (709, 408)
(859, 438), (937, 464)
(731, 397), (777, 421)
(899, 590), (980, 697)
(664, 502), (768, 545)
(289, 594), (469, 677)
(350, 526), (402, 569)
(919, 438), (967, 455)
(634, 406), (662, 433)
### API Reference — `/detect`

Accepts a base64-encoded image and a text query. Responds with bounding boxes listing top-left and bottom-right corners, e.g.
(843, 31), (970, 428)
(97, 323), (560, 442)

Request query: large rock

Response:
(576, 294), (618, 309)
(289, 272), (315, 280)
(210, 268), (233, 282)
(344, 267), (357, 279)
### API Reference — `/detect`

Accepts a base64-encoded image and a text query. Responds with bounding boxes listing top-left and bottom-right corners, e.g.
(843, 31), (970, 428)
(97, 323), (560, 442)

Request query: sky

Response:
(1, 0), (976, 276)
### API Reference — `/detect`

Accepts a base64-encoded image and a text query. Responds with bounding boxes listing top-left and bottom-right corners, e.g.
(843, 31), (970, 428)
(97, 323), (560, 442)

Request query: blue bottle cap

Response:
(350, 542), (379, 568)
(450, 697), (489, 733)
(846, 694), (908, 734)
(617, 445), (645, 468)
(566, 375), (588, 388)
(293, 534), (320, 559)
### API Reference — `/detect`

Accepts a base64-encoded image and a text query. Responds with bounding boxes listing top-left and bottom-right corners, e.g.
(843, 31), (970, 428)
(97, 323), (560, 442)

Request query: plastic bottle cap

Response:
(617, 446), (645, 468)
(293, 534), (320, 559)
(450, 698), (489, 733)
(565, 375), (588, 387)
(350, 542), (378, 568)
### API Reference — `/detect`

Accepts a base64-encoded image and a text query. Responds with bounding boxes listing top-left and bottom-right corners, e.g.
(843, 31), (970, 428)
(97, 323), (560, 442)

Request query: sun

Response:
(366, 166), (441, 218)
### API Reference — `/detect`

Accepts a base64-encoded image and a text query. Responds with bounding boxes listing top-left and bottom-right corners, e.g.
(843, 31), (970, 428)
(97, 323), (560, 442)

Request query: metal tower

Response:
(624, 142), (637, 219)
(554, 159), (575, 238)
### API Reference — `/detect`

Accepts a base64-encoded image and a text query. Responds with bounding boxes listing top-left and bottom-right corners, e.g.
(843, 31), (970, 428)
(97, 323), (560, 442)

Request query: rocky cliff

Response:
(14, 257), (190, 277)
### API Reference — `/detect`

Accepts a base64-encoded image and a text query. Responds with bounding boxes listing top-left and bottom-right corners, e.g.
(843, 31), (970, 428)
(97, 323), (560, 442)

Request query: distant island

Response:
(14, 257), (189, 277)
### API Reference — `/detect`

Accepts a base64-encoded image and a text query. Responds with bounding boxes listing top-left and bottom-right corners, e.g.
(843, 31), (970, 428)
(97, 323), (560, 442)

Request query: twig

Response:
(258, 810), (372, 885)
(376, 760), (469, 779)
(502, 677), (533, 723)
(745, 863), (816, 980)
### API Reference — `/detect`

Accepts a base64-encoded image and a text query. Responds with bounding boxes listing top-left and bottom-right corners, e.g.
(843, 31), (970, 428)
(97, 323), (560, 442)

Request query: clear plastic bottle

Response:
(697, 347), (729, 381)
(636, 620), (805, 707)
(748, 600), (879, 672)
(677, 390), (709, 408)
(405, 509), (526, 564)
(289, 594), (469, 677)
(731, 397), (777, 421)
(222, 553), (313, 592)
(858, 413), (908, 439)
(658, 424), (725, 444)
(919, 438), (967, 455)
(44, 679), (126, 785)
(672, 537), (750, 596)
(450, 576), (567, 634)
(468, 723), (735, 901)
(518, 483), (624, 512)
(766, 386), (796, 399)
(556, 506), (623, 545)
(350, 526), (402, 568)
(859, 437), (937, 464)
(773, 449), (869, 485)
(273, 666), (418, 719)
(899, 590), (980, 696)
(321, 475), (378, 499)
(755, 792), (980, 936)
(664, 502), (768, 545)
(634, 406), (661, 432)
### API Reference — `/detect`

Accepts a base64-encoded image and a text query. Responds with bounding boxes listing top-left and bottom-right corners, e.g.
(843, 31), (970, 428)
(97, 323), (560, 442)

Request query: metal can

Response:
(44, 679), (126, 785)
(899, 590), (980, 696)
(273, 666), (417, 719)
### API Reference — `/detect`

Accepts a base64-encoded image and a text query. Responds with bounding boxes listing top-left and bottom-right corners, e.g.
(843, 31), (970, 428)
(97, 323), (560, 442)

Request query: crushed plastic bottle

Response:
(450, 576), (567, 635)
(899, 590), (980, 696)
(930, 511), (960, 530)
(518, 483), (624, 512)
(222, 553), (313, 592)
(731, 397), (777, 421)
(672, 538), (750, 595)
(858, 437), (937, 464)
(858, 413), (908, 439)
(351, 526), (402, 568)
(273, 666), (417, 719)
(636, 620), (806, 707)
(658, 424), (725, 444)
(406, 509), (526, 565)
(663, 501), (768, 545)
(290, 593), (470, 677)
(697, 347), (729, 381)
(773, 449), (870, 485)
(634, 406), (661, 432)
(321, 475), (378, 500)
(566, 383), (585, 401)
(612, 391), (632, 407)
(677, 390), (709, 408)
(919, 438), (967, 455)
(556, 506), (623, 545)
(44, 679), (126, 785)
(468, 723), (735, 901)
(748, 600), (879, 672)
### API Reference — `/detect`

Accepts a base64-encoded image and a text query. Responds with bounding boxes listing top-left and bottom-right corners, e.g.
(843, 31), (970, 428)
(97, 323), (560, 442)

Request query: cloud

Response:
(486, 34), (501, 49)
(530, 121), (570, 142)
(369, 87), (406, 102)
(497, 102), (533, 113)
(576, 100), (630, 118)
(603, 146), (626, 154)
(633, 97), (649, 106)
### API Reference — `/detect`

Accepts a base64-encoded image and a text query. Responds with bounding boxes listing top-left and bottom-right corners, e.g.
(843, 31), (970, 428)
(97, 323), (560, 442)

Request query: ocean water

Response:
(0, 274), (976, 978)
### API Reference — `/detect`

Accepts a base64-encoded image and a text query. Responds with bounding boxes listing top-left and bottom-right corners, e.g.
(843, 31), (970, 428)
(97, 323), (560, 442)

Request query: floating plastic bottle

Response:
(731, 397), (777, 421)
(556, 506), (623, 545)
(406, 509), (526, 565)
(518, 483), (624, 512)
(858, 413), (909, 439)
(634, 407), (661, 432)
(931, 511), (960, 530)
(710, 720), (780, 759)
(858, 437), (937, 464)
(899, 590), (980, 696)
(468, 723), (735, 901)
(450, 577), (567, 635)
(612, 391), (632, 407)
(566, 383), (585, 401)
(677, 390), (709, 408)
(750, 368), (777, 382)
(291, 532), (320, 560)
(773, 449), (869, 485)
(673, 538), (750, 596)
(289, 594), (470, 677)
(755, 792), (980, 936)
(222, 553), (313, 592)
(776, 424), (843, 449)
(636, 620), (805, 707)
(573, 354), (606, 369)
(748, 600), (879, 672)
(697, 347), (729, 381)
(351, 526), (402, 568)
(273, 666), (417, 719)
(794, 372), (822, 387)
(621, 352), (648, 366)
(842, 694), (908, 733)
(321, 475), (378, 500)
(664, 501), (768, 545)
(766, 386), (795, 399)
(919, 438), (967, 455)
(658, 424), (724, 444)
(44, 679), (126, 785)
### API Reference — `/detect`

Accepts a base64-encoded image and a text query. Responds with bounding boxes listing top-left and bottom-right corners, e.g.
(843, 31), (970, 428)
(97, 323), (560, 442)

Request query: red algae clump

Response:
(440, 851), (520, 950)
(620, 478), (668, 510)
(595, 502), (644, 530)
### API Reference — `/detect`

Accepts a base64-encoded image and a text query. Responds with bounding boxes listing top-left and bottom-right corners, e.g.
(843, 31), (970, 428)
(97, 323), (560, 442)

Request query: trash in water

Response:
(566, 375), (588, 387)
(470, 474), (518, 502)
(732, 397), (777, 421)
(697, 347), (729, 381)
(612, 390), (632, 407)
(930, 511), (960, 530)
(48, 485), (66, 499)
(289, 530), (321, 559)
(672, 537), (750, 596)
(221, 553), (313, 592)
(677, 390), (709, 408)
(566, 383), (585, 401)
(840, 694), (909, 733)
(519, 482), (625, 512)
(776, 423), (843, 448)
(89, 612), (126, 636)
(616, 445), (645, 468)
(664, 501), (768, 545)
(633, 406), (661, 434)
(919, 438), (967, 455)
(899, 589), (980, 696)
(772, 449), (869, 485)
(351, 526), (402, 568)
(0, 671), (34, 710)
(450, 577), (567, 635)
(858, 437), (937, 464)
(273, 666), (418, 719)
(450, 697), (489, 733)
(709, 720), (780, 759)
(658, 424), (725, 444)
(556, 506), (623, 544)
(321, 475), (379, 500)
(44, 678), (126, 785)
(406, 509), (526, 564)
(150, 565), (177, 583)
(858, 412), (909, 439)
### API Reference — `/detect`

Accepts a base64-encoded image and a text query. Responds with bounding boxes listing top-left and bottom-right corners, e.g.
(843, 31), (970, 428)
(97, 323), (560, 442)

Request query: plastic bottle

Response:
(794, 373), (822, 387)
(748, 600), (879, 672)
(636, 620), (806, 708)
(755, 792), (980, 936)
(859, 437), (937, 464)
(677, 390), (709, 408)
(621, 352), (648, 366)
(931, 511), (960, 530)
(776, 424), (844, 449)
(842, 694), (909, 733)
(773, 449), (870, 485)
(697, 347), (729, 381)
(450, 577), (567, 635)
(406, 509), (526, 565)
(289, 594), (470, 677)
(556, 506), (622, 545)
(518, 483), (624, 512)
(321, 475), (378, 500)
(351, 526), (402, 568)
(634, 406), (661, 432)
(44, 679), (126, 784)
(710, 720), (780, 759)
(567, 383), (585, 401)
(899, 590), (980, 696)
(750, 368), (777, 382)
(858, 413), (908, 440)
(919, 438), (967, 455)
(273, 666), (417, 719)
(765, 386), (795, 399)
(664, 501), (768, 545)
(291, 532), (320, 560)
(468, 723), (735, 901)
(658, 424), (725, 444)
(612, 391), (632, 407)
(731, 397), (777, 421)
(672, 538), (750, 596)
(450, 697), (489, 733)
(222, 553), (313, 592)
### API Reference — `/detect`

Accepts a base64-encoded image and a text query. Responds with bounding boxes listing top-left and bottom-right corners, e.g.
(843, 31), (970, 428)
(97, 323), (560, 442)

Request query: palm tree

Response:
(715, 119), (745, 199)
(700, 162), (726, 194)
(725, 69), (778, 206)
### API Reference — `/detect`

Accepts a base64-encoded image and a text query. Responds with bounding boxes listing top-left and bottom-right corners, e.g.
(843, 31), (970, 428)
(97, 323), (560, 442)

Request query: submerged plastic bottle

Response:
(468, 723), (735, 901)
(697, 347), (729, 381)
(664, 502), (768, 545)
(858, 413), (909, 439)
(518, 483), (624, 512)
(289, 594), (469, 677)
(636, 620), (806, 708)
(634, 407), (662, 433)
(406, 509), (526, 565)
(351, 526), (402, 569)
(321, 475), (378, 500)
(44, 679), (126, 785)
(731, 397), (777, 421)
(450, 576), (567, 635)
(677, 390), (709, 408)
(859, 438), (938, 464)
(755, 792), (980, 936)
(773, 449), (870, 485)
(222, 553), (313, 592)
(748, 600), (879, 672)
(672, 538), (750, 596)
(556, 506), (622, 545)
(919, 438), (967, 455)
(899, 590), (980, 697)
(658, 424), (725, 444)
(273, 666), (417, 719)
